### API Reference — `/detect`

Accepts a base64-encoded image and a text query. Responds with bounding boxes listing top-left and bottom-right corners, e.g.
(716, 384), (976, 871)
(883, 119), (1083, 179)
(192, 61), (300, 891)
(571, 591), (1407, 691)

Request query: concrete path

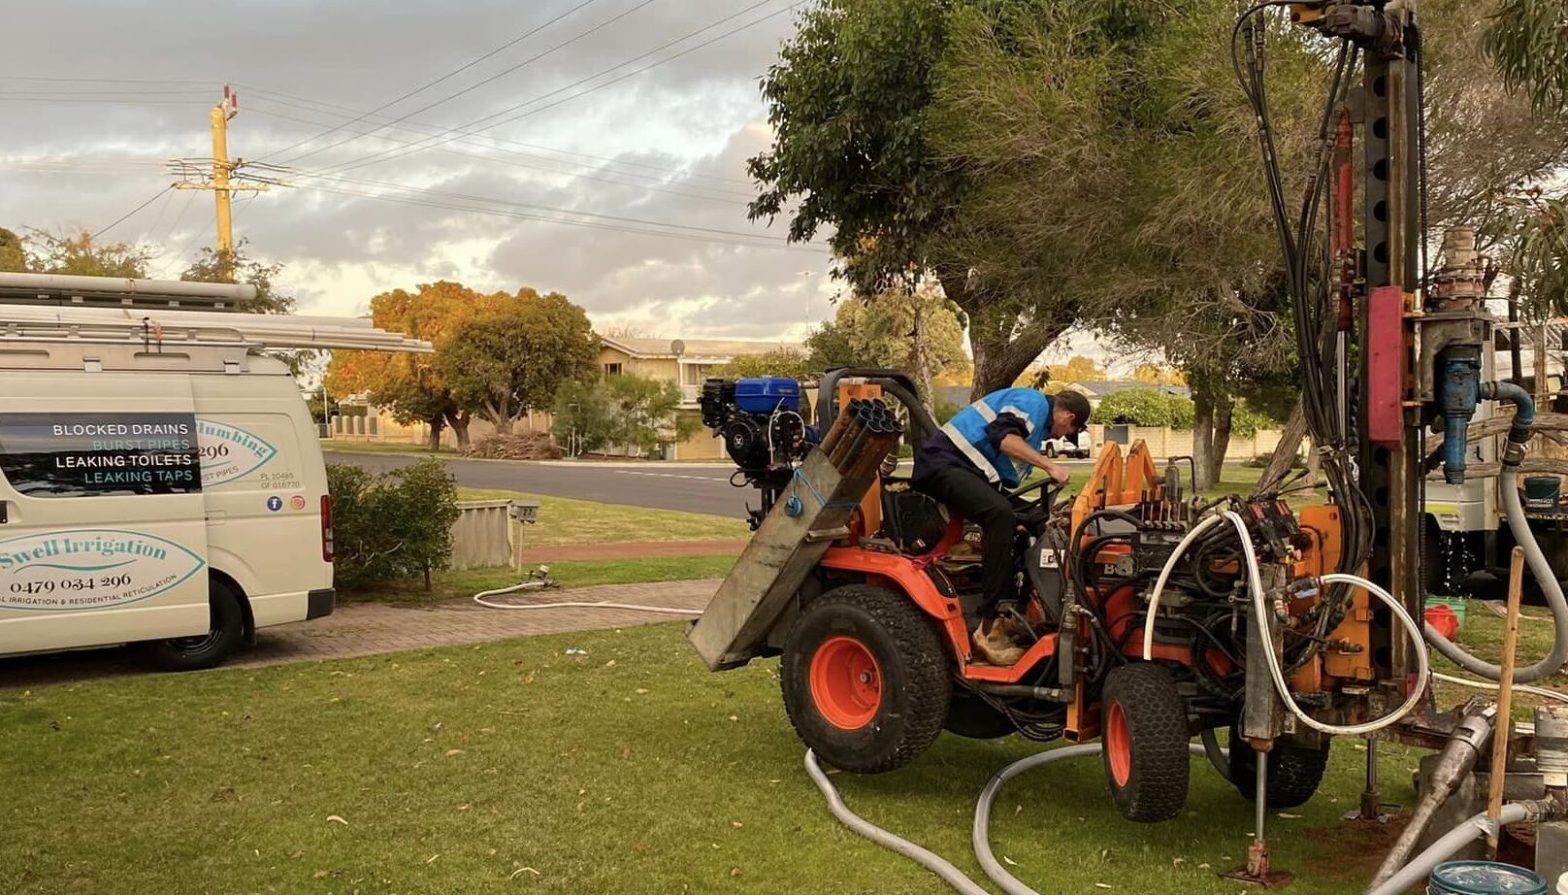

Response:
(0, 579), (721, 690)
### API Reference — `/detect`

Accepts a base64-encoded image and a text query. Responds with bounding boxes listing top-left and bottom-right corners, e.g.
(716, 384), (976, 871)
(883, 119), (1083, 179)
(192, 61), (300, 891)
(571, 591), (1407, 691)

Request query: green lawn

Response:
(347, 555), (740, 604)
(455, 487), (747, 547)
(1, 619), (1438, 895)
(320, 439), (447, 456)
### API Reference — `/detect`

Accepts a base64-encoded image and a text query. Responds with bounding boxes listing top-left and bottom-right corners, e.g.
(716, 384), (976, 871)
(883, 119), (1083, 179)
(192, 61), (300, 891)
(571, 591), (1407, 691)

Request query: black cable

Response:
(90, 184), (174, 240)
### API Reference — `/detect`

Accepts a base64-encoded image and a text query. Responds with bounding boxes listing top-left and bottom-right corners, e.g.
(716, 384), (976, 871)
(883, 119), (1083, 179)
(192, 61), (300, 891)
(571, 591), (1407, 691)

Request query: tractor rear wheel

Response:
(781, 584), (951, 773)
(1227, 724), (1332, 809)
(1101, 664), (1190, 823)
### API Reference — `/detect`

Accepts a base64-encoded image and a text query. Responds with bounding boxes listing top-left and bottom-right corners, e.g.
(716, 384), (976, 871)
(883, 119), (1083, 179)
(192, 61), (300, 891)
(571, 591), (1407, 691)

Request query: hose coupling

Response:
(1502, 440), (1527, 468)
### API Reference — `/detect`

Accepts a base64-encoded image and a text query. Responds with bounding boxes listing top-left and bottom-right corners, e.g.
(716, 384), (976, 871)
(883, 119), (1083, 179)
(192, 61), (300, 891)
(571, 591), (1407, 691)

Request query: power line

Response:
(316, 0), (798, 177)
(259, 0), (605, 162)
(243, 101), (753, 205)
(241, 82), (754, 187)
(290, 175), (818, 251)
(91, 184), (175, 240)
(0, 75), (209, 85)
(0, 96), (209, 105)
(277, 0), (660, 166)
(293, 168), (798, 243)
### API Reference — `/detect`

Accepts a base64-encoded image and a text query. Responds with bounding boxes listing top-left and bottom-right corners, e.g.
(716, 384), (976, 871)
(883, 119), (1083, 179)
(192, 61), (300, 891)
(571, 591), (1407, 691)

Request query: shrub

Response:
(327, 457), (460, 591)
(466, 431), (562, 460)
(1096, 389), (1195, 428)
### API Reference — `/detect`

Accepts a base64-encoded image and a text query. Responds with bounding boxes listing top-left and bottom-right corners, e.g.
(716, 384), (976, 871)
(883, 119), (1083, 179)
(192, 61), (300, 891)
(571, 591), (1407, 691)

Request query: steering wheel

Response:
(1008, 476), (1064, 529)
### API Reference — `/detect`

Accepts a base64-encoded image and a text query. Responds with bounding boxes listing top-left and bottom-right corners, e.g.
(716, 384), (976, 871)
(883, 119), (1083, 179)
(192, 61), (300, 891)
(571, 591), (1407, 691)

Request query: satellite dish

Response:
(670, 339), (686, 357)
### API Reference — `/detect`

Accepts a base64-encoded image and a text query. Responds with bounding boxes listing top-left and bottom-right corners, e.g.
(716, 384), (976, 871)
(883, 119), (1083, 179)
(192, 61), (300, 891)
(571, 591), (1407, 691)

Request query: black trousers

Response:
(914, 464), (1017, 614)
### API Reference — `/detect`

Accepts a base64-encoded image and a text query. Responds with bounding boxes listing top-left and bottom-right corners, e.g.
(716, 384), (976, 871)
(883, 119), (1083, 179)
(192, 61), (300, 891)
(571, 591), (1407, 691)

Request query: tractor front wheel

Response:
(1101, 664), (1190, 822)
(781, 585), (951, 773)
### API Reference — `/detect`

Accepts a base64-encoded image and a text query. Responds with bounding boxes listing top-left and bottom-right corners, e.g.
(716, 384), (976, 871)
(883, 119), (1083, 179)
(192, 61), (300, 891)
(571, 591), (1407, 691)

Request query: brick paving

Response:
(0, 578), (721, 690)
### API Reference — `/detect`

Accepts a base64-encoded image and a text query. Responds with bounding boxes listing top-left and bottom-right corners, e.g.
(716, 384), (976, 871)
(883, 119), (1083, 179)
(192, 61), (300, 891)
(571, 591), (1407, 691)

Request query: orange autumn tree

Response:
(327, 281), (513, 450)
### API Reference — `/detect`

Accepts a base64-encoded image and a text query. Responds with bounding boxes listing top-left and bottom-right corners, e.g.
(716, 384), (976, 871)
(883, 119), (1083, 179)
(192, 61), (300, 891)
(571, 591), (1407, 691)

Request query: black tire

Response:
(781, 584), (951, 773)
(1227, 724), (1332, 809)
(1101, 664), (1190, 823)
(944, 692), (1016, 740)
(141, 578), (246, 672)
(1043, 444), (1057, 459)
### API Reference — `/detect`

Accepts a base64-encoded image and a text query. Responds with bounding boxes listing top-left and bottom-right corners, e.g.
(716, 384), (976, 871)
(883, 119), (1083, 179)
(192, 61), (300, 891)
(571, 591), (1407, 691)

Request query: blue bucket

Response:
(1429, 861), (1548, 895)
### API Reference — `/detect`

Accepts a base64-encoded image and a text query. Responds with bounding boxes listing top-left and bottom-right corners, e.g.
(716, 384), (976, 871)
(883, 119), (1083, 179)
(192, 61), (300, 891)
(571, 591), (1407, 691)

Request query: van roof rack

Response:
(0, 272), (257, 312)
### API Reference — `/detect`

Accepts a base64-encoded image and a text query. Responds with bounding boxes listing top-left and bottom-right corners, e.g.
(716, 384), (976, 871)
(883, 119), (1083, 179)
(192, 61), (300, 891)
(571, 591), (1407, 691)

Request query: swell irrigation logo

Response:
(196, 419), (277, 487)
(0, 529), (205, 611)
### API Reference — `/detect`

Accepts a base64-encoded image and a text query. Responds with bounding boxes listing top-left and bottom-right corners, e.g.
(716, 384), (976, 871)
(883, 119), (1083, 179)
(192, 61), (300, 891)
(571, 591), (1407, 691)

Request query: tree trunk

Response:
(445, 409), (472, 450)
(1210, 394), (1235, 485)
(934, 268), (1073, 400)
(908, 296), (937, 421)
(1259, 400), (1308, 493)
(1192, 389), (1216, 490)
(426, 413), (446, 452)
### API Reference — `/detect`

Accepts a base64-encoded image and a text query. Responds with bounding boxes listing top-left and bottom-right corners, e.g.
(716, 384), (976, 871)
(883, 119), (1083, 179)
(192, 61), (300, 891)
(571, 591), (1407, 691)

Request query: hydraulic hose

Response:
(1365, 802), (1545, 895)
(1141, 512), (1227, 660)
(1422, 382), (1568, 683)
(807, 744), (1214, 895)
(803, 750), (992, 895)
(1228, 513), (1431, 737)
(1422, 467), (1568, 682)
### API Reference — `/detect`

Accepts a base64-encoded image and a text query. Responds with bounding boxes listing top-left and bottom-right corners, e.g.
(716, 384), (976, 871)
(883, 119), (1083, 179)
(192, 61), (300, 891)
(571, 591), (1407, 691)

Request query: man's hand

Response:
(999, 434), (1071, 486)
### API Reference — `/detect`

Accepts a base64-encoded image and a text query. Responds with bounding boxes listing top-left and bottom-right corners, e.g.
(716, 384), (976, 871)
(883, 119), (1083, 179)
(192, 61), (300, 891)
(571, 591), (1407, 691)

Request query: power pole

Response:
(169, 85), (269, 275)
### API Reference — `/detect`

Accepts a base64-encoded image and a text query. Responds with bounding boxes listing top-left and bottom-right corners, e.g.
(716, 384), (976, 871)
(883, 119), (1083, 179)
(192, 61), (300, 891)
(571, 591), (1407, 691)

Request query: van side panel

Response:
(193, 361), (332, 631)
(0, 371), (212, 654)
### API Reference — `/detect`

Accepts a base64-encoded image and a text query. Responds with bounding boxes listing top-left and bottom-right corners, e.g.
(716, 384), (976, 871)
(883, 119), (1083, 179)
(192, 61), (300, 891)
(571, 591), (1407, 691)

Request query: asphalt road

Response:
(324, 451), (1099, 518)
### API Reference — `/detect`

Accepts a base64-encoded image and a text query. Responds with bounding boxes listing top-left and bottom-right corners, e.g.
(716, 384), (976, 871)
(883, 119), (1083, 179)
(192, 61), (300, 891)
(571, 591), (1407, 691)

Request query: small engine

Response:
(700, 377), (809, 528)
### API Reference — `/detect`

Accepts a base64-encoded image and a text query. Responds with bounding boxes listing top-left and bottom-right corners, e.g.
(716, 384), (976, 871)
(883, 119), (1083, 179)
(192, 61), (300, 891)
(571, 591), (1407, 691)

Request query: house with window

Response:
(596, 336), (803, 459)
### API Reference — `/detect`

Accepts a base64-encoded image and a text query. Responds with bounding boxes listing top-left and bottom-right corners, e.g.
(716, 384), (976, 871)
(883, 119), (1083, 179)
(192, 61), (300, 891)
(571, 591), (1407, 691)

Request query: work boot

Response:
(972, 616), (1029, 666)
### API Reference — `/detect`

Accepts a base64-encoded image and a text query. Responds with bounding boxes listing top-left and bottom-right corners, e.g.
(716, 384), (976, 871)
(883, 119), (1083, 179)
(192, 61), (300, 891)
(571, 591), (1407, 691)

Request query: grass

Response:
(2, 620), (1441, 895)
(320, 439), (448, 456)
(1429, 603), (1568, 718)
(454, 487), (747, 547)
(346, 555), (740, 605)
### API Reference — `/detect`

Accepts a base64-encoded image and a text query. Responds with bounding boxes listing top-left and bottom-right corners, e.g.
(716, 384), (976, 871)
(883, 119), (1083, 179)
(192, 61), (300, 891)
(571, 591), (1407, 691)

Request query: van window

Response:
(0, 412), (201, 497)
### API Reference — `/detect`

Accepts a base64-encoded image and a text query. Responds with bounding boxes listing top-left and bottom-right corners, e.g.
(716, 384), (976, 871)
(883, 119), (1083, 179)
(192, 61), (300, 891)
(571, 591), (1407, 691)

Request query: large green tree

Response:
(438, 290), (597, 434)
(7, 228), (152, 277)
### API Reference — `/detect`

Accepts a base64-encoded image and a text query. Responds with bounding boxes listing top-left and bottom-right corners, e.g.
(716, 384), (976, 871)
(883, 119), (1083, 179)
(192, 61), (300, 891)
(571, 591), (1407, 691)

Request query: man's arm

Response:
(999, 433), (1070, 485)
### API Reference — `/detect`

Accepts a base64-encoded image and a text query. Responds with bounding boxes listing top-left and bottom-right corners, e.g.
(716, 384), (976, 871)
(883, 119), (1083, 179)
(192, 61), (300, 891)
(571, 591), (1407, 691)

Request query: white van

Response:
(0, 273), (429, 669)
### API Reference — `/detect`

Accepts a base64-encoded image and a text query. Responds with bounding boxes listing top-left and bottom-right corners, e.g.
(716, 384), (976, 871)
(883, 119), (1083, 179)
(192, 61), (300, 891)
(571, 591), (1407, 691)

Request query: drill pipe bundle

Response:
(825, 398), (903, 472)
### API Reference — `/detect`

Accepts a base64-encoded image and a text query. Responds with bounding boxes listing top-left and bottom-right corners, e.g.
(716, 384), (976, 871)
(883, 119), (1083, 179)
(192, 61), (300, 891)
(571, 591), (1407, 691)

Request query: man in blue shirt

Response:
(913, 388), (1091, 664)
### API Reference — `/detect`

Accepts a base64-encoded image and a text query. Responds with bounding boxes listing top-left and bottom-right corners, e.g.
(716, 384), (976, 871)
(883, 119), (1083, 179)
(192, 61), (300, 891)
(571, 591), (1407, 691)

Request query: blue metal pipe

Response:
(1480, 380), (1536, 452)
(1439, 350), (1482, 484)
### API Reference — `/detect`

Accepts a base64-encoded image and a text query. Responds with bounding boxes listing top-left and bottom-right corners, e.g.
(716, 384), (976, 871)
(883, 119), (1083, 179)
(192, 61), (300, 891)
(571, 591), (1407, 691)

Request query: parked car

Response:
(1042, 434), (1089, 459)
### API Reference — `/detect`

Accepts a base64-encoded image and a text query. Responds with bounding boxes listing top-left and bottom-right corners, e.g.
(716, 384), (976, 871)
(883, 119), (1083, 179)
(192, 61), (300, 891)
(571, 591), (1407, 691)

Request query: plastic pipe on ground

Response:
(1365, 803), (1537, 895)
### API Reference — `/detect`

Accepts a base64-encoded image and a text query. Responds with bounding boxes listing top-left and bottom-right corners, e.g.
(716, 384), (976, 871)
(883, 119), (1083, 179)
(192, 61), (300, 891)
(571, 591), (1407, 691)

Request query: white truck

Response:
(0, 273), (429, 669)
(1423, 319), (1567, 595)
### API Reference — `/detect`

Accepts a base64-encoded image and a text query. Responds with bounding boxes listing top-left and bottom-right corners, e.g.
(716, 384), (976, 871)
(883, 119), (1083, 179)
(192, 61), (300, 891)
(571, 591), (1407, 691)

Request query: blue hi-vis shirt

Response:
(916, 388), (1053, 487)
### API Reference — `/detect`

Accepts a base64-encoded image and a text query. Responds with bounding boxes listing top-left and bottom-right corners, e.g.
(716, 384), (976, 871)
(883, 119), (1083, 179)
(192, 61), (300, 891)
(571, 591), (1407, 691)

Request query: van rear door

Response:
(0, 371), (210, 655)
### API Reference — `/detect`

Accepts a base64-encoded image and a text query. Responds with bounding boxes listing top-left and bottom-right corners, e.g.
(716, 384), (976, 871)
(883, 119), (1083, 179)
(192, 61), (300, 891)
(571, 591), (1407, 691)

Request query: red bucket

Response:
(1425, 604), (1460, 641)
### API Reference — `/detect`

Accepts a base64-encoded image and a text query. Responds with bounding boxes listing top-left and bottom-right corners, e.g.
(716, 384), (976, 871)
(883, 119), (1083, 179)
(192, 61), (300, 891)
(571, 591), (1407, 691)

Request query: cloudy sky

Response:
(0, 0), (846, 341)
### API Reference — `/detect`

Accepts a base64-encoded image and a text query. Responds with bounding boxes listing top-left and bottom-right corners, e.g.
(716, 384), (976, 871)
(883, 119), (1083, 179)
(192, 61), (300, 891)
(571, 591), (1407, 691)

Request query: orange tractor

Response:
(689, 369), (1397, 824)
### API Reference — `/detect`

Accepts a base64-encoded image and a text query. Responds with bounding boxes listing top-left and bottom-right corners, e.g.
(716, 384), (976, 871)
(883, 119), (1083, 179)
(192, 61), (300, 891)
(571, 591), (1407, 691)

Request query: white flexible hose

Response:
(472, 583), (700, 615)
(1141, 512), (1227, 661)
(1226, 511), (1430, 736)
(1432, 671), (1568, 706)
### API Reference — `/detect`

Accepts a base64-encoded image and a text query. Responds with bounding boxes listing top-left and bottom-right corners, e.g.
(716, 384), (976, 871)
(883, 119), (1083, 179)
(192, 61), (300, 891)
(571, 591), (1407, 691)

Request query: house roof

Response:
(1070, 380), (1190, 399)
(599, 335), (802, 360)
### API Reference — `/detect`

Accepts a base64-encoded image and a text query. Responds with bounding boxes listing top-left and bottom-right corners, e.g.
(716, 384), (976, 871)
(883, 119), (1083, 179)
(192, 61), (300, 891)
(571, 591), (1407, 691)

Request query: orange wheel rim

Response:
(809, 636), (883, 730)
(1106, 702), (1132, 787)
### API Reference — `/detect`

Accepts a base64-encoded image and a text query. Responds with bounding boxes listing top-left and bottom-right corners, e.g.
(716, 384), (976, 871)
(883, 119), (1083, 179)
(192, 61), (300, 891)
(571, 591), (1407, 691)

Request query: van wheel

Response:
(142, 579), (246, 672)
(1043, 444), (1057, 459)
(781, 585), (951, 773)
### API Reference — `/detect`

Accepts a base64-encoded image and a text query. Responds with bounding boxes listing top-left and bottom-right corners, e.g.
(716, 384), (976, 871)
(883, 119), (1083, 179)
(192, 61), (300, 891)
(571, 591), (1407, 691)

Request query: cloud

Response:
(1, 0), (834, 339)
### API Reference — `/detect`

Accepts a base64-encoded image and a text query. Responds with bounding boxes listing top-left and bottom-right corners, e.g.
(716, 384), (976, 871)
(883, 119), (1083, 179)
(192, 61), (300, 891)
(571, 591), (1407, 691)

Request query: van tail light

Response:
(320, 495), (335, 563)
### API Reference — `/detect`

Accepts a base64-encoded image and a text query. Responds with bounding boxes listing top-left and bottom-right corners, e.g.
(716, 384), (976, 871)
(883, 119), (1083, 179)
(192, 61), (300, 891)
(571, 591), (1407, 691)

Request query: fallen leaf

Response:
(425, 854), (440, 865)
(1173, 858), (1186, 866)
(728, 715), (739, 722)
(729, 868), (742, 878)
(1278, 812), (1302, 819)
(605, 660), (616, 668)
(1003, 856), (1018, 867)
(1199, 863), (1211, 870)
(635, 688), (649, 695)
(731, 821), (743, 828)
(446, 749), (466, 757)
(456, 804), (472, 812)
(313, 870), (329, 880)
(326, 815), (348, 826)
(510, 867), (541, 879)
(1095, 885), (1113, 890)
